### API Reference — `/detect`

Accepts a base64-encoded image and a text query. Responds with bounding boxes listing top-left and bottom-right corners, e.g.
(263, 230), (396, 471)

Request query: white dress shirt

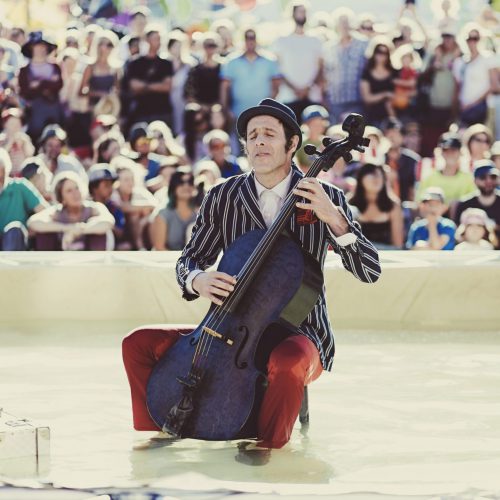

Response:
(185, 170), (357, 294)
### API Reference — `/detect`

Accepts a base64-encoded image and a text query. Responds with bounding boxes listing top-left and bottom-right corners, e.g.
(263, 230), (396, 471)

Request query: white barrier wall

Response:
(0, 251), (499, 332)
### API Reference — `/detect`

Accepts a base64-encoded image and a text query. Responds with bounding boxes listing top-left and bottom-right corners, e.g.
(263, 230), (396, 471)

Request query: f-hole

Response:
(235, 325), (249, 369)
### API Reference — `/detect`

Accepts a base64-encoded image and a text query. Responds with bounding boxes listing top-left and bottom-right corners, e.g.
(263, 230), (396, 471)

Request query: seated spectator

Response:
(147, 120), (186, 161)
(296, 105), (329, 173)
(20, 157), (53, 202)
(18, 31), (63, 141)
(348, 162), (404, 249)
(0, 108), (35, 175)
(150, 168), (198, 251)
(454, 160), (500, 248)
(94, 131), (123, 164)
(417, 132), (476, 210)
(463, 123), (494, 169)
(148, 156), (183, 198)
(383, 117), (420, 203)
(455, 207), (497, 251)
(27, 171), (114, 251)
(110, 158), (157, 250)
(36, 124), (87, 180)
(360, 36), (398, 128)
(0, 148), (47, 250)
(87, 163), (126, 250)
(127, 122), (165, 182)
(194, 159), (223, 198)
(89, 114), (121, 148)
(201, 129), (243, 179)
(406, 187), (456, 250)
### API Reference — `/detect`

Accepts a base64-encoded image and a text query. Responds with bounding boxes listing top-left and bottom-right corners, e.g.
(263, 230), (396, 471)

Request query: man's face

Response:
(421, 199), (445, 218)
(208, 139), (228, 162)
(246, 115), (294, 176)
(293, 5), (307, 26)
(147, 32), (161, 53)
(441, 147), (460, 166)
(244, 31), (256, 52)
(475, 172), (498, 196)
(93, 179), (114, 201)
(44, 137), (63, 160)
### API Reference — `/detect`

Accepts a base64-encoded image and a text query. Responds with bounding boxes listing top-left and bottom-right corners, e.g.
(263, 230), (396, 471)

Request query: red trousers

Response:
(122, 325), (322, 449)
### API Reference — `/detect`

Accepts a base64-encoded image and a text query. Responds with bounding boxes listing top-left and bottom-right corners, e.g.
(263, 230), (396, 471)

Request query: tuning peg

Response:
(304, 144), (319, 156)
(342, 152), (353, 163)
(322, 137), (333, 148)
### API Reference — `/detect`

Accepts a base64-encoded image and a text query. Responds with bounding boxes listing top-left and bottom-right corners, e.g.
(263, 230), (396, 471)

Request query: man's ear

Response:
(289, 134), (300, 154)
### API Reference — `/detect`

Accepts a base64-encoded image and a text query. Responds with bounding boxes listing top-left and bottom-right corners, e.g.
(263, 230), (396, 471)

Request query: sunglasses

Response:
(209, 142), (226, 150)
(245, 35), (256, 41)
(135, 137), (151, 147)
(477, 174), (498, 181)
(204, 43), (218, 49)
(99, 41), (114, 48)
(471, 136), (490, 144)
(375, 47), (389, 55)
(179, 178), (194, 185)
(360, 25), (374, 31)
(467, 36), (480, 42)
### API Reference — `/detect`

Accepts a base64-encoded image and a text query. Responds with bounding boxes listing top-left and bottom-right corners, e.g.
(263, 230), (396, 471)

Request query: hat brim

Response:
(21, 40), (57, 58)
(237, 105), (302, 149)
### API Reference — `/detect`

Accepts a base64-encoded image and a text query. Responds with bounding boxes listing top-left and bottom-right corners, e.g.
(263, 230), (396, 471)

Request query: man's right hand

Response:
(192, 271), (237, 306)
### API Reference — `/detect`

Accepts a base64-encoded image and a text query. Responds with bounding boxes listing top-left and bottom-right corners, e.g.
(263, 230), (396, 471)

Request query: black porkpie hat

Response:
(236, 98), (302, 149)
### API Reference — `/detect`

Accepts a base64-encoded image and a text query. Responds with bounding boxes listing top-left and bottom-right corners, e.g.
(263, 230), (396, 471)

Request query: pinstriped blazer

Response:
(176, 165), (381, 371)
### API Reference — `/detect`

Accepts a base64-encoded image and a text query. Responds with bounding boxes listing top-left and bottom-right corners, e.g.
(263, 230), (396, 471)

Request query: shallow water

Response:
(1, 326), (500, 498)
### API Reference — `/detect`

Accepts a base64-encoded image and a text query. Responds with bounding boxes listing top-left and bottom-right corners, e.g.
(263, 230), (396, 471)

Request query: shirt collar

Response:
(254, 169), (293, 201)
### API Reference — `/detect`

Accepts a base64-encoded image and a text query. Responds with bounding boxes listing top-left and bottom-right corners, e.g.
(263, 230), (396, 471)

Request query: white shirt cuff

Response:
(328, 205), (358, 247)
(185, 269), (204, 295)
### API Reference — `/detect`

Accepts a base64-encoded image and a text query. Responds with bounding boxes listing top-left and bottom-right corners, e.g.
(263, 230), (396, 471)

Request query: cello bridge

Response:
(203, 326), (234, 346)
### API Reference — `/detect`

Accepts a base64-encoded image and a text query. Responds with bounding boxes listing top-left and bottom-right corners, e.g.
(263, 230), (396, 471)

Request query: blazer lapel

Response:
(287, 165), (305, 233)
(239, 172), (266, 229)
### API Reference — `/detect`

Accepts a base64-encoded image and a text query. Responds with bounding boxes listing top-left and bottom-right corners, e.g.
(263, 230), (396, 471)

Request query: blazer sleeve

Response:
(324, 186), (382, 284)
(176, 185), (224, 301)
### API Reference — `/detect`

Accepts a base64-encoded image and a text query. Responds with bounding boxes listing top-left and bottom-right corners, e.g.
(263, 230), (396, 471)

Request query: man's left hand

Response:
(293, 178), (350, 237)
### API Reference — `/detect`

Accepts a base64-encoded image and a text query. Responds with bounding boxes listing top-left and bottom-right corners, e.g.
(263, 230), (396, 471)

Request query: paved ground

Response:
(1, 325), (500, 498)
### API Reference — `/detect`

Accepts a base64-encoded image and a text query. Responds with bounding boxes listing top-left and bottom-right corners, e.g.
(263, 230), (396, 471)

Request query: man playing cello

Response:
(122, 99), (381, 456)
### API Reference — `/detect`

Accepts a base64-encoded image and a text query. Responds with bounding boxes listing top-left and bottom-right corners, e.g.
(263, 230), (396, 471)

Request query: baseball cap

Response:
(438, 132), (461, 150)
(21, 158), (45, 179)
(459, 207), (493, 228)
(87, 163), (118, 184)
(301, 105), (329, 123)
(473, 159), (500, 178)
(420, 186), (445, 203)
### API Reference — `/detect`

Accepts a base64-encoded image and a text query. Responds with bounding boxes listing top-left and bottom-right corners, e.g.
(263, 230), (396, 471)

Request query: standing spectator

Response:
(220, 29), (280, 128)
(28, 171), (114, 251)
(455, 207), (496, 251)
(211, 19), (234, 57)
(0, 108), (35, 175)
(149, 168), (198, 251)
(406, 187), (456, 250)
(454, 160), (500, 247)
(421, 26), (461, 157)
(453, 23), (496, 127)
(417, 132), (476, 208)
(272, 2), (323, 120)
(383, 118), (419, 203)
(87, 163), (126, 249)
(184, 32), (223, 109)
(348, 162), (404, 249)
(200, 129), (243, 179)
(125, 27), (173, 126)
(0, 148), (47, 250)
(36, 124), (87, 180)
(18, 31), (63, 141)
(323, 7), (368, 122)
(166, 31), (194, 136)
(360, 37), (398, 128)
(118, 7), (150, 62)
(179, 103), (210, 164)
(79, 30), (121, 113)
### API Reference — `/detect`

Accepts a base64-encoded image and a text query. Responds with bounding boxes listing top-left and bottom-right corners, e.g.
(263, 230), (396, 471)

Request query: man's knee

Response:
(267, 336), (318, 381)
(2, 222), (28, 251)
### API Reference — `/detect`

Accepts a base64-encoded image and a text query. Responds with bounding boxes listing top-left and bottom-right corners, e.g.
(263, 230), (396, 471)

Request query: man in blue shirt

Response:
(406, 187), (457, 250)
(220, 29), (281, 121)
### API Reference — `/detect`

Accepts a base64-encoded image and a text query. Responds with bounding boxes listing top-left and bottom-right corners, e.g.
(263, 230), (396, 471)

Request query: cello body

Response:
(146, 229), (323, 440)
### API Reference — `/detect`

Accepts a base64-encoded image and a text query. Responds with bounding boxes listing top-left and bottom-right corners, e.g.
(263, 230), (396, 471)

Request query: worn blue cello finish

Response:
(146, 114), (370, 440)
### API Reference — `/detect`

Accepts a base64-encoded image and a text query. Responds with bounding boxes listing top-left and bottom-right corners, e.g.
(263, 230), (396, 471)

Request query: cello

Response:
(146, 113), (370, 440)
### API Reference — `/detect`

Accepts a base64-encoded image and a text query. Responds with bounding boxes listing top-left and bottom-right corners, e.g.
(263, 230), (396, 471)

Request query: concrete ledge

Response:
(0, 251), (499, 332)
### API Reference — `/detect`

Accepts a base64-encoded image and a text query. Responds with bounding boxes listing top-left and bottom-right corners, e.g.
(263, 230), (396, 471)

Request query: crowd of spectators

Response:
(0, 0), (499, 252)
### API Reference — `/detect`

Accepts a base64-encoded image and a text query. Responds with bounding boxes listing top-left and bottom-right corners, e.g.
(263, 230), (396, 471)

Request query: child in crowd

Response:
(455, 208), (496, 251)
(392, 44), (421, 120)
(406, 187), (456, 250)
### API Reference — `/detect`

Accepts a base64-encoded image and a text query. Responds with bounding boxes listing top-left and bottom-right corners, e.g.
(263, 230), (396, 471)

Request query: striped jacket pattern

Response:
(176, 166), (381, 371)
